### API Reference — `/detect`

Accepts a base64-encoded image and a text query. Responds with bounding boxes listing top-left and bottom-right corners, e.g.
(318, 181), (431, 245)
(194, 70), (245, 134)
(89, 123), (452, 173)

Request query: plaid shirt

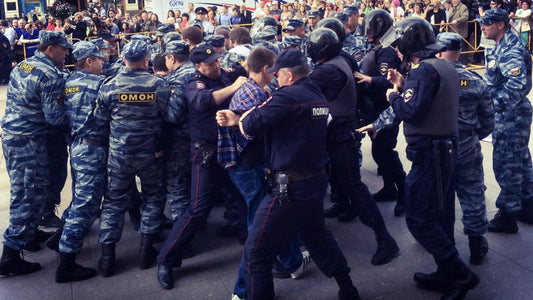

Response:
(218, 78), (268, 169)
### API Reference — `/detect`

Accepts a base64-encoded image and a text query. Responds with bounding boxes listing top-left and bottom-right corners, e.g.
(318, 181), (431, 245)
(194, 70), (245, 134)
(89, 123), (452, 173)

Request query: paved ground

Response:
(0, 80), (532, 300)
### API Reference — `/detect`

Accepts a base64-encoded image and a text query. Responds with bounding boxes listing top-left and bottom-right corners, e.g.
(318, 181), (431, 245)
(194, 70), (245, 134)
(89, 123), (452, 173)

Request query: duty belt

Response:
(459, 129), (476, 138)
(75, 137), (107, 147)
(271, 169), (326, 184)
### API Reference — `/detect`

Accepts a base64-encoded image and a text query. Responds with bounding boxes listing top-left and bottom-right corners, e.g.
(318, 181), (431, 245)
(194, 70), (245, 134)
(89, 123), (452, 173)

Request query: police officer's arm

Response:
(93, 86), (112, 127)
(41, 77), (67, 127)
(163, 82), (188, 126)
(476, 81), (495, 140)
(497, 48), (531, 110)
(369, 50), (398, 90)
(389, 64), (439, 123)
(240, 94), (290, 136)
(212, 76), (247, 105)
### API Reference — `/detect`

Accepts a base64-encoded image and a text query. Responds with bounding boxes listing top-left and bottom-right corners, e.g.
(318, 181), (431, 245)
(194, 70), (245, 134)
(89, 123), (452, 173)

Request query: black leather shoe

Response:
(139, 234), (157, 269)
(323, 203), (346, 218)
(371, 231), (399, 265)
(468, 235), (488, 265)
(372, 188), (398, 202)
(157, 264), (174, 289)
(0, 245), (41, 276)
(40, 212), (61, 228)
(488, 210), (518, 234)
(45, 228), (62, 252)
(55, 253), (97, 283)
(414, 270), (450, 293)
(98, 244), (115, 277)
(441, 271), (479, 300)
(338, 286), (362, 300)
(271, 260), (290, 279)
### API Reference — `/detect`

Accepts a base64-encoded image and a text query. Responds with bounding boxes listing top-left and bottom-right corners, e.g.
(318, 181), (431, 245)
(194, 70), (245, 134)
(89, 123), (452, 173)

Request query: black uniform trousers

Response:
(243, 173), (350, 300)
(327, 133), (386, 230)
(404, 140), (459, 265)
(370, 124), (405, 183)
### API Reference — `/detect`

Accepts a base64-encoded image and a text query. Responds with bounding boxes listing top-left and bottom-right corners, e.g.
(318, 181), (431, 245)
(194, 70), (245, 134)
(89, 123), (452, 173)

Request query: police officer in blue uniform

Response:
(156, 44), (247, 289)
(55, 41), (107, 283)
(94, 40), (173, 277)
(359, 18), (479, 299)
(354, 9), (406, 215)
(480, 9), (533, 232)
(436, 32), (495, 265)
(0, 31), (71, 276)
(308, 28), (399, 266)
(216, 48), (361, 300)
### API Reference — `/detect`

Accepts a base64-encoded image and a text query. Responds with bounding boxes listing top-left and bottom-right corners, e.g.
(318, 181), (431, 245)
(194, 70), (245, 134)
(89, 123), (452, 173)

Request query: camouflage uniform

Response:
(220, 45), (251, 69)
(94, 59), (172, 244)
(61, 63), (107, 253)
(1, 50), (67, 250)
(164, 60), (196, 220)
(484, 28), (533, 213)
(452, 60), (495, 235)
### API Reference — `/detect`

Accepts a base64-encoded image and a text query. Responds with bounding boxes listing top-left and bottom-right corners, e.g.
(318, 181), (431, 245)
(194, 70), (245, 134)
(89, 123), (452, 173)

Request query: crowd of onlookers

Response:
(0, 0), (531, 64)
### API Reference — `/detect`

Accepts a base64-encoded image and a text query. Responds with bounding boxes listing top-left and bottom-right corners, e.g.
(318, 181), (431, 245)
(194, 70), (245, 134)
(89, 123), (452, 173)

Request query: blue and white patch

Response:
(403, 88), (414, 102)
(379, 62), (388, 76)
(195, 81), (206, 89)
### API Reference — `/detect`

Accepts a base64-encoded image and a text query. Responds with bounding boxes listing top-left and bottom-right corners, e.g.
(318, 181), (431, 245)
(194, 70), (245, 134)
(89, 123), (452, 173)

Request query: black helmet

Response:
(162, 32), (182, 51)
(363, 9), (393, 41)
(307, 28), (342, 63)
(251, 16), (279, 36)
(315, 18), (346, 43)
(380, 17), (437, 58)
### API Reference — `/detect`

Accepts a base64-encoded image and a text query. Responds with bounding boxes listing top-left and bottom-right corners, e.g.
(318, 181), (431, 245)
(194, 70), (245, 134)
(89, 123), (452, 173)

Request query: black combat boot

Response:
(139, 234), (157, 269)
(324, 203), (347, 218)
(517, 200), (533, 225)
(413, 266), (450, 293)
(334, 272), (361, 300)
(488, 210), (518, 234)
(98, 243), (115, 277)
(468, 235), (488, 265)
(0, 245), (41, 276)
(45, 227), (63, 252)
(157, 263), (174, 289)
(371, 228), (399, 265)
(372, 175), (398, 202)
(55, 252), (97, 283)
(441, 257), (479, 300)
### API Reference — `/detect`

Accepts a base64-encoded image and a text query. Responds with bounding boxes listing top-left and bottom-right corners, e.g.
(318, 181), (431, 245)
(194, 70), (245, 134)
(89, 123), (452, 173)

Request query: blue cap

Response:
(252, 42), (280, 55)
(190, 44), (221, 64)
(204, 34), (225, 48)
(189, 19), (203, 29)
(130, 34), (151, 43)
(332, 12), (349, 23)
(266, 48), (307, 74)
(281, 35), (302, 49)
(39, 31), (72, 49)
(98, 31), (118, 43)
(308, 10), (320, 19)
(343, 5), (360, 16)
(156, 23), (175, 37)
(165, 40), (190, 55)
(436, 32), (462, 51)
(283, 19), (305, 32)
(123, 40), (150, 62)
(480, 8), (509, 25)
(90, 38), (112, 49)
(72, 41), (106, 62)
(252, 29), (277, 44)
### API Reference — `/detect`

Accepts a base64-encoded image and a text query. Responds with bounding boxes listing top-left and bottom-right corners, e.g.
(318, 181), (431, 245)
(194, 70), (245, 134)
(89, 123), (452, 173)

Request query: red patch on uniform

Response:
(354, 51), (363, 61)
(510, 66), (521, 76)
(195, 81), (206, 89)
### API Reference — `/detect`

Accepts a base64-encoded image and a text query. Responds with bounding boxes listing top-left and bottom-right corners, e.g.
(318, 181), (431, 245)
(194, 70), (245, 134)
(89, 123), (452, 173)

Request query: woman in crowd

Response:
(514, 0), (532, 44)
(324, 1), (336, 18)
(179, 13), (190, 32)
(208, 10), (218, 27)
(424, 0), (446, 34)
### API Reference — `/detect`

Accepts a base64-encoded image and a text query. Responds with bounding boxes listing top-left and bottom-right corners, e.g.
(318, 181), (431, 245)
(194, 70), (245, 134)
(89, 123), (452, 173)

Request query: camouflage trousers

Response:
(99, 149), (165, 244)
(164, 136), (191, 222)
(1, 133), (49, 250)
(493, 99), (533, 213)
(59, 142), (107, 253)
(456, 135), (488, 236)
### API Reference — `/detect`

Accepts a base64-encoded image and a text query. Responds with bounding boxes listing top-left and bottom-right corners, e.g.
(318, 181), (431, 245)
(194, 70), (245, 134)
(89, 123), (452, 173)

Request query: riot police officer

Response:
(354, 9), (406, 216)
(359, 18), (479, 299)
(308, 28), (399, 266)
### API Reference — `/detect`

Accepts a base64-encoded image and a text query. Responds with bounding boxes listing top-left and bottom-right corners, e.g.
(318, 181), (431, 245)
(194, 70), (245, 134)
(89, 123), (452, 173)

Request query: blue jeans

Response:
(229, 164), (302, 299)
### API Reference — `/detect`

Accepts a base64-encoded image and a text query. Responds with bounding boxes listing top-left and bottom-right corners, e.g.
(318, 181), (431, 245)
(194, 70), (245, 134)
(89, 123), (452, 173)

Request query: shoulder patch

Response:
(311, 105), (329, 119)
(118, 92), (156, 103)
(64, 86), (80, 95)
(2, 43), (8, 49)
(488, 60), (496, 69)
(18, 62), (36, 73)
(404, 88), (414, 102)
(411, 63), (419, 70)
(379, 62), (388, 76)
(509, 66), (521, 76)
(354, 51), (363, 62)
(195, 81), (206, 89)
(460, 79), (469, 88)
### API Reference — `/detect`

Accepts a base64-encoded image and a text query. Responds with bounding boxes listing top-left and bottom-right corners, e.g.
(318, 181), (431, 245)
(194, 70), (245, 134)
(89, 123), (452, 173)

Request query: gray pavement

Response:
(0, 82), (532, 300)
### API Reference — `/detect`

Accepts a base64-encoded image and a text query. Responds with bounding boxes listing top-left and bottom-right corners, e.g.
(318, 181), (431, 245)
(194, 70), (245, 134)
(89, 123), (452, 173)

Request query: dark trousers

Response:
(405, 143), (458, 265)
(46, 129), (68, 214)
(327, 137), (385, 229)
(370, 124), (405, 187)
(243, 174), (350, 300)
(157, 151), (228, 266)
